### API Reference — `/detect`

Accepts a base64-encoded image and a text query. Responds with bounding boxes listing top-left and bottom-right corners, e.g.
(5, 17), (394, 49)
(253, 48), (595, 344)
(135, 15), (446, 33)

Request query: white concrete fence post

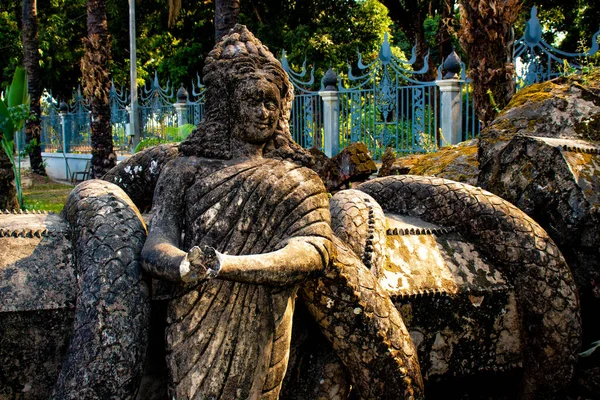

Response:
(436, 79), (463, 145)
(59, 101), (70, 180)
(174, 85), (189, 127)
(436, 49), (464, 146)
(319, 68), (340, 158)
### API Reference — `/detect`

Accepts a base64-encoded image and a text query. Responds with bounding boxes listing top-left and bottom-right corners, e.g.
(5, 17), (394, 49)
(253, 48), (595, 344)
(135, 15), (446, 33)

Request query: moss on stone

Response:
(502, 81), (557, 112)
(409, 144), (478, 177)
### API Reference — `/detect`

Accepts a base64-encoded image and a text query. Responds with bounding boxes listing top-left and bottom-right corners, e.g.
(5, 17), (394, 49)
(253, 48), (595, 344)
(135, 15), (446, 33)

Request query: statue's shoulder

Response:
(274, 159), (326, 190)
(159, 155), (208, 182)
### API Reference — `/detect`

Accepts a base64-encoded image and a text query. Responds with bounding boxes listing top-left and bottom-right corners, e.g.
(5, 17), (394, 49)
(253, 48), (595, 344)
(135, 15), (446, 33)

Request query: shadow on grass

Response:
(22, 173), (74, 213)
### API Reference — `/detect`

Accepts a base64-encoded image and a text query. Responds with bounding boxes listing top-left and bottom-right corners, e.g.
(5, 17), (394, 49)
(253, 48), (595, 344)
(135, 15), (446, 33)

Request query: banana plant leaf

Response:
(0, 66), (29, 142)
(6, 66), (29, 109)
(0, 100), (15, 142)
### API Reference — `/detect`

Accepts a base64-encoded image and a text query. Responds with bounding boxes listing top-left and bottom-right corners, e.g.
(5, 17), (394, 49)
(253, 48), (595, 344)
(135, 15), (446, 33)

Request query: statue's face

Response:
(234, 77), (281, 144)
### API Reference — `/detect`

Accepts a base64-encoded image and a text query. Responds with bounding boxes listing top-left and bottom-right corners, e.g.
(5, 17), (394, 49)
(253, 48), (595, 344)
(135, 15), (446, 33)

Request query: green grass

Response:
(22, 175), (74, 213)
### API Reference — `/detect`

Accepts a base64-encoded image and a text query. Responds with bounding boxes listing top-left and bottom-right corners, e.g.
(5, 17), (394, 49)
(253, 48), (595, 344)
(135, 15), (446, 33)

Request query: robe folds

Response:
(150, 156), (333, 400)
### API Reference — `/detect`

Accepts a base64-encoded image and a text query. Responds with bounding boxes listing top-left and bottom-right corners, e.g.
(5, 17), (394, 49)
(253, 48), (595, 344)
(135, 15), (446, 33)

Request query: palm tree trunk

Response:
(82, 0), (115, 178)
(215, 0), (240, 42)
(459, 0), (521, 127)
(22, 0), (46, 176)
(437, 0), (455, 62)
(0, 146), (18, 210)
(381, 0), (436, 80)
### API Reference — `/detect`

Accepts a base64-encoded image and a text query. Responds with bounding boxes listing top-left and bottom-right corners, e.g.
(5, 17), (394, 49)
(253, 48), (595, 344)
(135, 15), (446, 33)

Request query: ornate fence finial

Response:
(59, 100), (68, 115)
(524, 6), (542, 47)
(379, 33), (392, 65)
(514, 6), (600, 90)
(177, 85), (188, 104)
(322, 67), (338, 91)
(443, 48), (462, 79)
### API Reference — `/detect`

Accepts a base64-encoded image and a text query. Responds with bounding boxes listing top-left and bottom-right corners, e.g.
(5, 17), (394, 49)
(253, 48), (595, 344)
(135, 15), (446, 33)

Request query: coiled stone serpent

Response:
(356, 175), (581, 399)
(50, 145), (580, 399)
(52, 180), (151, 399)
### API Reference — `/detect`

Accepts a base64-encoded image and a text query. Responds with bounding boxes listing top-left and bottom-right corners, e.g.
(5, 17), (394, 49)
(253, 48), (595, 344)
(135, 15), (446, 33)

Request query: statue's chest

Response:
(182, 162), (259, 248)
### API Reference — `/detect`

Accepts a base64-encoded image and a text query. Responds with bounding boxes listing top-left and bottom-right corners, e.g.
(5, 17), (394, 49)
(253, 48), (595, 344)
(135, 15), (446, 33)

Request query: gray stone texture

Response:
(103, 143), (179, 212)
(357, 175), (581, 399)
(315, 142), (378, 192)
(301, 236), (424, 399)
(139, 26), (337, 400)
(53, 180), (151, 399)
(0, 212), (75, 399)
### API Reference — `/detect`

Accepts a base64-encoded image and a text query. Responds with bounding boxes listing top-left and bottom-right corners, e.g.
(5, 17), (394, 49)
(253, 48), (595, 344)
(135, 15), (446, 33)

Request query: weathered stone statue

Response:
(0, 25), (584, 400)
(140, 26), (333, 399)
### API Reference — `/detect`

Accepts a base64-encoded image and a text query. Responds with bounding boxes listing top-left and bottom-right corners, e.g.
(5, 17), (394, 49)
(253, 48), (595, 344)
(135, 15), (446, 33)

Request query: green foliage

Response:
(1, 66), (31, 206)
(0, 6), (22, 87)
(486, 89), (502, 114)
(22, 177), (73, 213)
(2, 0), (598, 103)
(239, 0), (397, 85)
(522, 0), (600, 54)
(164, 123), (195, 141)
(134, 123), (194, 153)
(0, 66), (30, 141)
(134, 137), (170, 153)
(107, 0), (214, 87)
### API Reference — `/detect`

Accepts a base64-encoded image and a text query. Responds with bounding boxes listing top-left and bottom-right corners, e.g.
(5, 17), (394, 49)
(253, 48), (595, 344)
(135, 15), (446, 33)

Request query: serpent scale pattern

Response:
(103, 143), (179, 211)
(357, 175), (581, 399)
(301, 236), (424, 400)
(329, 190), (386, 277)
(52, 180), (151, 399)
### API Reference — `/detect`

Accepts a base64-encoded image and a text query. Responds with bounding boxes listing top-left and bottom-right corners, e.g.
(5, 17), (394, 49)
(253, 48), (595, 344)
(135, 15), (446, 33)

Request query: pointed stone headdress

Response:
(180, 25), (312, 166)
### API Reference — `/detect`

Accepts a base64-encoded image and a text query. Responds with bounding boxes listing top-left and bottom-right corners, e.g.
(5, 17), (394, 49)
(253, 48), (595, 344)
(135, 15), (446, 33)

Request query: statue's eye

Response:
(265, 101), (277, 111)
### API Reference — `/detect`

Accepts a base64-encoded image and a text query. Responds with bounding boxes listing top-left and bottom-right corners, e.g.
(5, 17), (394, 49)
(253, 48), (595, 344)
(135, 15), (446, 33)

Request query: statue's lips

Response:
(254, 122), (271, 129)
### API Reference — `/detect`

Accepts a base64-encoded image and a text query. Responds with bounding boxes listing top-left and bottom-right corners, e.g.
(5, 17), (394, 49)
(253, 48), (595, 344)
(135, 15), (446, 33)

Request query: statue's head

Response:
(180, 25), (312, 166)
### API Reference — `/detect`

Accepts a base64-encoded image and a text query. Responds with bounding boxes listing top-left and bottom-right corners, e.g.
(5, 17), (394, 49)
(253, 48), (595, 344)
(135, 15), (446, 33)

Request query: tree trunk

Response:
(381, 0), (435, 80)
(437, 0), (455, 62)
(215, 0), (240, 42)
(82, 0), (115, 178)
(0, 145), (18, 210)
(22, 0), (46, 176)
(459, 0), (521, 127)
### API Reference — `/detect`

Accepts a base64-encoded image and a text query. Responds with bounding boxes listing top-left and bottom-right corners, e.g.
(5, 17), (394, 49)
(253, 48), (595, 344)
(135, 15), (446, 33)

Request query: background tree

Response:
(239, 0), (395, 83)
(436, 0), (456, 62)
(3, 0), (597, 130)
(82, 0), (115, 178)
(0, 67), (30, 210)
(215, 0), (240, 41)
(522, 0), (600, 53)
(459, 0), (522, 127)
(380, 0), (434, 74)
(22, 0), (46, 176)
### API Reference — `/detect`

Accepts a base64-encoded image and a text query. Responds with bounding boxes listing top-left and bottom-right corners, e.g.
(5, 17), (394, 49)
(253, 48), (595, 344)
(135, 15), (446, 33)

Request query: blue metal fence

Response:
(514, 6), (599, 91)
(281, 53), (324, 151)
(38, 7), (594, 156)
(139, 72), (177, 141)
(40, 75), (206, 153)
(459, 71), (480, 142)
(339, 35), (440, 158)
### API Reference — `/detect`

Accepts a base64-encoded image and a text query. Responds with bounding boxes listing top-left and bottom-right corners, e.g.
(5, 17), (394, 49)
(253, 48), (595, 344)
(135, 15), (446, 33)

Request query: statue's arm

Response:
(141, 159), (191, 282)
(216, 236), (331, 286)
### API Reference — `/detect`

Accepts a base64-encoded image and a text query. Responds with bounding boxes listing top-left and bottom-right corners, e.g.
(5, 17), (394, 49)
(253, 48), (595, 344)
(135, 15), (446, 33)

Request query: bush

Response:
(134, 137), (170, 153)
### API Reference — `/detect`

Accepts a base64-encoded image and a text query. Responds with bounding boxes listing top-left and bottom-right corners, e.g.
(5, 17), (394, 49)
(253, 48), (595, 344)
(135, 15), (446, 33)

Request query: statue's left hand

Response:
(180, 245), (222, 283)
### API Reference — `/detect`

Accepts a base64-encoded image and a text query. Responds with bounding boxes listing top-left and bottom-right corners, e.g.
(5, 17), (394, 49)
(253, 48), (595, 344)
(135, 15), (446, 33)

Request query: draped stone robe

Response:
(147, 156), (333, 400)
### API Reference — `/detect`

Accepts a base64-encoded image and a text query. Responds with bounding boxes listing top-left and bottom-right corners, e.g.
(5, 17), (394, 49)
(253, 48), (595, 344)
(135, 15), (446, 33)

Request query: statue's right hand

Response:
(180, 245), (222, 283)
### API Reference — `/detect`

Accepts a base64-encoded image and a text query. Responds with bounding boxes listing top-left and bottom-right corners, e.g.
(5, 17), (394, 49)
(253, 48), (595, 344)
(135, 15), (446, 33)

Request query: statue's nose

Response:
(258, 104), (269, 118)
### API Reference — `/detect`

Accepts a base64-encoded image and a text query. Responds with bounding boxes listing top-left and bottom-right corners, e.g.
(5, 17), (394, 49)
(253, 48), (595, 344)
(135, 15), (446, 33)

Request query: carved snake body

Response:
(1, 144), (580, 399)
